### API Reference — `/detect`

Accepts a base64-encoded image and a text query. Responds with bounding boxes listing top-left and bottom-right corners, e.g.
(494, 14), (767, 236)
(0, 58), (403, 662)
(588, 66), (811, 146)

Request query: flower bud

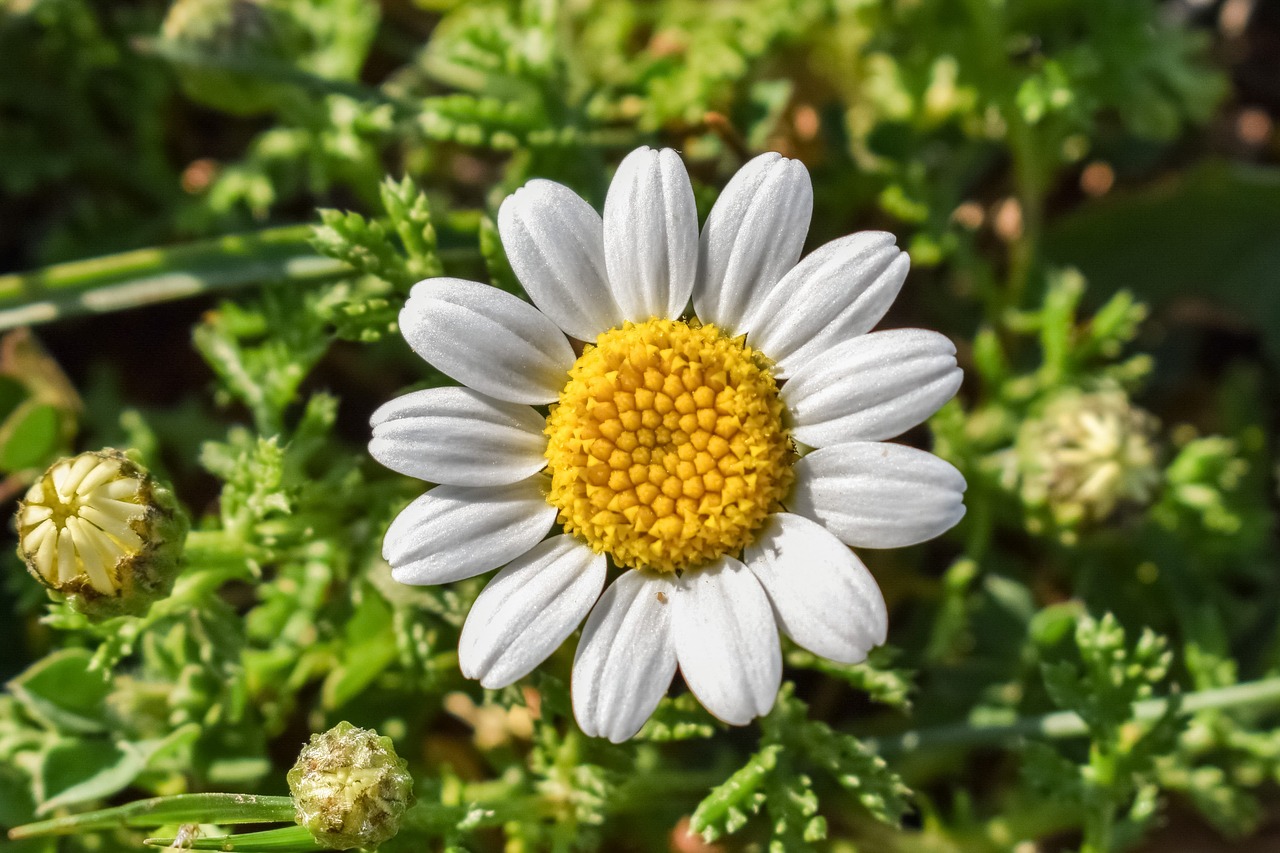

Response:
(1013, 387), (1161, 527)
(287, 721), (414, 850)
(15, 450), (188, 619)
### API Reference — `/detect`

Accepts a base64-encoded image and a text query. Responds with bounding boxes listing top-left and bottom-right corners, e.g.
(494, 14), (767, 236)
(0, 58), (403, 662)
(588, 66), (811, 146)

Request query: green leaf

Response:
(792, 720), (911, 827)
(764, 765), (825, 853)
(1041, 614), (1171, 737)
(311, 209), (410, 289)
(1044, 162), (1280, 366)
(145, 824), (317, 852)
(766, 688), (911, 828)
(634, 694), (719, 741)
(689, 744), (779, 842)
(8, 649), (111, 734)
(784, 647), (914, 712)
(0, 375), (28, 420)
(0, 401), (60, 472)
(380, 176), (443, 281)
(36, 740), (145, 814)
(1020, 741), (1083, 803)
(322, 586), (398, 709)
(34, 725), (201, 814)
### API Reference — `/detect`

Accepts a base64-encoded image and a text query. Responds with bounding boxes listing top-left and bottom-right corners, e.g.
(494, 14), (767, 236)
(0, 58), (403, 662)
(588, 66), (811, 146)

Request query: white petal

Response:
(573, 568), (680, 742)
(673, 557), (781, 725)
(572, 570), (678, 743)
(782, 329), (963, 447)
(458, 535), (605, 688)
(745, 513), (887, 664)
(498, 179), (622, 341)
(603, 147), (698, 321)
(748, 233), (909, 379)
(369, 387), (547, 486)
(384, 478), (556, 585)
(789, 443), (966, 548)
(399, 278), (574, 404)
(694, 153), (813, 335)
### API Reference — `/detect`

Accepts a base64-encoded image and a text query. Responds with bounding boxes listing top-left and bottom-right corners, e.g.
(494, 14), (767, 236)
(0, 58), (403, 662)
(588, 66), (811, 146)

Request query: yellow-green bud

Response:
(1013, 387), (1161, 527)
(287, 721), (414, 850)
(15, 449), (189, 619)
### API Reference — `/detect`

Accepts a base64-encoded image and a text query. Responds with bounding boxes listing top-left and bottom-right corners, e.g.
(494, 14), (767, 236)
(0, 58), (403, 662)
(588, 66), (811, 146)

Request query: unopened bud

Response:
(15, 450), (188, 619)
(1014, 387), (1161, 526)
(287, 721), (414, 850)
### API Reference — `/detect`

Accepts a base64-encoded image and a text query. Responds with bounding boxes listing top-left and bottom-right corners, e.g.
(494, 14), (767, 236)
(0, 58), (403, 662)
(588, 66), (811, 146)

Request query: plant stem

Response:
(0, 225), (481, 330)
(868, 676), (1280, 755)
(0, 227), (344, 330)
(8, 794), (297, 839)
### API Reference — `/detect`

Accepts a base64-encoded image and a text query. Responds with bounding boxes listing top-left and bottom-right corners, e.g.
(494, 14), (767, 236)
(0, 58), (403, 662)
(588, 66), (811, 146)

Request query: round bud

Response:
(15, 449), (188, 620)
(287, 721), (414, 850)
(1014, 387), (1161, 527)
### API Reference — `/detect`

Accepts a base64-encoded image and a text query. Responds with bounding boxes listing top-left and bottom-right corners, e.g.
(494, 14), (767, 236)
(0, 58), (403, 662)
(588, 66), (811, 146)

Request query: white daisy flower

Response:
(370, 147), (966, 742)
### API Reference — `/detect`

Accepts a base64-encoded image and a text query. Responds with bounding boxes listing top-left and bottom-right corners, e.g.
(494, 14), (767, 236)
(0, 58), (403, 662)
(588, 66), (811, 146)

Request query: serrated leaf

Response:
(690, 744), (780, 842)
(634, 694), (718, 742)
(765, 766), (823, 853)
(380, 176), (442, 280)
(311, 209), (410, 288)
(760, 686), (911, 828)
(784, 647), (914, 711)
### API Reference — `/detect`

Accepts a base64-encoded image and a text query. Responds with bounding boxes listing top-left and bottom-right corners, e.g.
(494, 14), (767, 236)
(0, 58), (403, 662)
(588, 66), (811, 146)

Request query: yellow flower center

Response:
(544, 318), (793, 573)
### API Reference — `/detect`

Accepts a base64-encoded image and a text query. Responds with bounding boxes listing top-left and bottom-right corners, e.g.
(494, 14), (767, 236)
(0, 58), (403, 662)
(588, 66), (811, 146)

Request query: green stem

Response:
(0, 226), (344, 330)
(1081, 745), (1119, 853)
(144, 824), (315, 852)
(0, 225), (482, 330)
(869, 676), (1280, 755)
(8, 794), (296, 839)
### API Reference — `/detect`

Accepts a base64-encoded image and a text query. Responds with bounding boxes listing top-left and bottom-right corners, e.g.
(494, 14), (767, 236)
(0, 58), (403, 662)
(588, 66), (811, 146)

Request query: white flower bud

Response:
(15, 450), (188, 619)
(1014, 387), (1161, 527)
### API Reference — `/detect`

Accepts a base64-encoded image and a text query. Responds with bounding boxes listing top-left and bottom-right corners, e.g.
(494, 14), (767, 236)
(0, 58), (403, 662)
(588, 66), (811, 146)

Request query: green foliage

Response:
(3, 0), (1280, 851)
(309, 176), (445, 342)
(691, 686), (910, 846)
(1029, 614), (1183, 852)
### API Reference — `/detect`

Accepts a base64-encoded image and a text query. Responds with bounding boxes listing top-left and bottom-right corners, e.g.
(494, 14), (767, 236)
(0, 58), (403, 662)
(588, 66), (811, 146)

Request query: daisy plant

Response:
(369, 147), (966, 741)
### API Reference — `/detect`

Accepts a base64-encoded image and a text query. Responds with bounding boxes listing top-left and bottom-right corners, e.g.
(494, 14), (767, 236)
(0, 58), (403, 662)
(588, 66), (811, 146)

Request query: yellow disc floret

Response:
(545, 318), (793, 572)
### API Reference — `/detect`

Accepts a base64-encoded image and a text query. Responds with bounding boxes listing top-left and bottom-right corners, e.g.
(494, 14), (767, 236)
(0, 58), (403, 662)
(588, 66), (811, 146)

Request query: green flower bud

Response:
(15, 450), (189, 620)
(287, 721), (414, 850)
(1013, 387), (1161, 527)
(161, 0), (309, 115)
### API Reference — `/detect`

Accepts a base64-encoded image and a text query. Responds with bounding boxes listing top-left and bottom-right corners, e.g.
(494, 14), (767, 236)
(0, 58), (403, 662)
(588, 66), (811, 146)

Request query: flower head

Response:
(15, 449), (188, 619)
(287, 721), (414, 850)
(371, 147), (966, 741)
(1014, 386), (1161, 527)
